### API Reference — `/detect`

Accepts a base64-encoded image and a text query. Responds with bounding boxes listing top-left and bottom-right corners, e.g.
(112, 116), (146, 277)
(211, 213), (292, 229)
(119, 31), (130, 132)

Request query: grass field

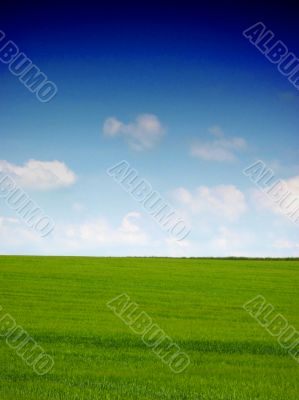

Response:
(0, 256), (298, 399)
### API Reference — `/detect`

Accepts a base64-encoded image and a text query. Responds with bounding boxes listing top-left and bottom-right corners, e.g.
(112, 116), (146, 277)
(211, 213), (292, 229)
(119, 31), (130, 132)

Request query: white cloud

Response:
(0, 159), (77, 190)
(0, 212), (151, 255)
(284, 176), (299, 196)
(191, 126), (247, 162)
(251, 175), (299, 217)
(62, 212), (149, 247)
(173, 184), (247, 221)
(103, 114), (165, 151)
(210, 226), (253, 254)
(1, 209), (298, 257)
(0, 216), (42, 250)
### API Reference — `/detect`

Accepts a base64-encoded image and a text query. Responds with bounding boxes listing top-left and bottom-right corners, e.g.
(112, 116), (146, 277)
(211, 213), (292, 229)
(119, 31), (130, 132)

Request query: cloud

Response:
(0, 159), (77, 190)
(0, 216), (42, 250)
(283, 176), (299, 197)
(1, 208), (298, 257)
(63, 212), (149, 247)
(209, 226), (254, 254)
(103, 114), (165, 151)
(251, 175), (299, 217)
(191, 126), (247, 162)
(173, 184), (247, 221)
(0, 212), (151, 255)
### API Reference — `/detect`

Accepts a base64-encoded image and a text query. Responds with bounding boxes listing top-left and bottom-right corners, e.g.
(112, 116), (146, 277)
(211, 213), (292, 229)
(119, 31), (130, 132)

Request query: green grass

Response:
(0, 256), (299, 399)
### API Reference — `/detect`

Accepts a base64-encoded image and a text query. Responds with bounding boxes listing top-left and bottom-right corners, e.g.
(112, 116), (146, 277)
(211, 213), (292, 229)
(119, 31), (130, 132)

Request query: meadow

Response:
(0, 256), (298, 399)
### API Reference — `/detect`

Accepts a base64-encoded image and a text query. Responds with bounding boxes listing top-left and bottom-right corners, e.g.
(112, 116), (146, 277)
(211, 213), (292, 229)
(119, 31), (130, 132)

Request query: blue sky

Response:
(0, 3), (298, 256)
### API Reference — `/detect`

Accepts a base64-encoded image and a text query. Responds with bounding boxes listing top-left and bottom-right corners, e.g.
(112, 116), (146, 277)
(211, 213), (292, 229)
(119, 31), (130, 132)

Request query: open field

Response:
(0, 256), (299, 399)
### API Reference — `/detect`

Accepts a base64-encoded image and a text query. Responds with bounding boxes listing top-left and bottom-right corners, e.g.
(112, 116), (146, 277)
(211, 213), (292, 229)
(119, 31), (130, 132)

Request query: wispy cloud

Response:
(63, 212), (149, 247)
(103, 114), (165, 151)
(0, 212), (150, 255)
(0, 159), (77, 190)
(191, 125), (247, 162)
(251, 175), (299, 216)
(173, 184), (247, 221)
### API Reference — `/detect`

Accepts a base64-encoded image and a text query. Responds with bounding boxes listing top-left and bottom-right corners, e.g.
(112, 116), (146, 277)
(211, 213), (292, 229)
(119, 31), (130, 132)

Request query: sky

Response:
(0, 2), (298, 257)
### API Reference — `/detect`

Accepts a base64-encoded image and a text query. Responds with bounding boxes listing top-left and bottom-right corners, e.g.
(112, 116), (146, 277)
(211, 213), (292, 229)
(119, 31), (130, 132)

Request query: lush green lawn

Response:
(0, 256), (298, 399)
